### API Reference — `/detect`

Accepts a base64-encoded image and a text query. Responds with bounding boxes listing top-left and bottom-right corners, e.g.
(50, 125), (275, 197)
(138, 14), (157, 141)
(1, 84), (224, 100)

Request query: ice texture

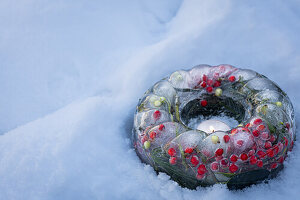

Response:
(230, 69), (259, 82)
(137, 94), (169, 112)
(209, 64), (237, 78)
(167, 130), (207, 151)
(147, 122), (188, 149)
(135, 110), (171, 130)
(169, 70), (191, 89)
(152, 81), (177, 104)
(188, 65), (211, 88)
(200, 131), (231, 157)
(255, 90), (294, 120)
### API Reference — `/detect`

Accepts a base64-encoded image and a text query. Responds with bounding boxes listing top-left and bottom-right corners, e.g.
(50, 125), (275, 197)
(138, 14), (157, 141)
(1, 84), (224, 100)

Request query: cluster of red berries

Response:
(224, 118), (288, 171)
(162, 112), (289, 179)
(166, 117), (290, 177)
(194, 73), (236, 93)
(167, 146), (208, 179)
(168, 147), (177, 165)
(140, 123), (165, 150)
(148, 124), (165, 140)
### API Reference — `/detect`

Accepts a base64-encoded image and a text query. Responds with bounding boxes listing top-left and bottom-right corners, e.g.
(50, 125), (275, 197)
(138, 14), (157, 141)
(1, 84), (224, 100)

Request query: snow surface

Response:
(1, 0), (300, 199)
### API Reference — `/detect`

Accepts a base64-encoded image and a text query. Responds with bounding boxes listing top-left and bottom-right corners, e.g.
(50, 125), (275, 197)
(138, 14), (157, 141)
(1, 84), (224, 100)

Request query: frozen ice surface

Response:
(136, 110), (171, 130)
(209, 65), (237, 78)
(168, 130), (206, 151)
(230, 69), (259, 82)
(152, 81), (177, 104)
(188, 65), (211, 88)
(200, 131), (230, 157)
(241, 77), (281, 94)
(255, 90), (294, 120)
(147, 122), (187, 149)
(1, 0), (300, 199)
(169, 70), (191, 89)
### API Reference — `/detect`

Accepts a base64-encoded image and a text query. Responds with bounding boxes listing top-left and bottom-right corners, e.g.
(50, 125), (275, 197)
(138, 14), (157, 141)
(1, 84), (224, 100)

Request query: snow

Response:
(0, 0), (300, 199)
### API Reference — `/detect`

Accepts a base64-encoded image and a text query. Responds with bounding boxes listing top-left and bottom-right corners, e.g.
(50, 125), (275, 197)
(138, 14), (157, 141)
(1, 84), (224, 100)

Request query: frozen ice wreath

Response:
(132, 65), (295, 189)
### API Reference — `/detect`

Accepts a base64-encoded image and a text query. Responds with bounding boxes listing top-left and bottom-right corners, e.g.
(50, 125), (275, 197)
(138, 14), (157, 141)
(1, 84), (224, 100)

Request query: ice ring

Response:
(132, 64), (295, 189)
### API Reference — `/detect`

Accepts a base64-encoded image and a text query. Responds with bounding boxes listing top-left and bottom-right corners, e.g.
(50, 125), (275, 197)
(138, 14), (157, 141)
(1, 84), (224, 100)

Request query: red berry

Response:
(257, 125), (265, 131)
(215, 148), (224, 156)
(257, 160), (263, 167)
(269, 135), (276, 143)
(206, 86), (213, 93)
(278, 156), (284, 164)
(264, 141), (272, 149)
(250, 155), (258, 165)
(274, 145), (279, 155)
(153, 110), (161, 120)
(230, 154), (238, 163)
(257, 150), (266, 159)
(149, 131), (156, 139)
(284, 137), (288, 146)
(228, 76), (236, 82)
(267, 149), (275, 158)
(169, 157), (177, 165)
(168, 148), (176, 156)
(270, 163), (278, 169)
(207, 79), (213, 86)
(236, 140), (244, 147)
(201, 100), (207, 107)
(261, 132), (269, 140)
(240, 153), (248, 161)
(197, 164), (207, 175)
(190, 155), (199, 166)
(202, 74), (207, 82)
(245, 123), (251, 128)
(184, 147), (194, 154)
(223, 135), (230, 143)
(253, 118), (262, 125)
(252, 130), (260, 137)
(211, 162), (219, 171)
(229, 164), (238, 173)
(213, 80), (221, 87)
(196, 173), (205, 180)
(278, 142), (284, 151)
(200, 81), (207, 88)
(220, 158), (229, 167)
(248, 149), (255, 156)
(158, 124), (165, 131)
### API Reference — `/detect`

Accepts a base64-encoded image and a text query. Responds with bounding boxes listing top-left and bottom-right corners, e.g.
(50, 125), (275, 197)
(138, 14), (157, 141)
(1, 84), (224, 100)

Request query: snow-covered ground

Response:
(1, 0), (300, 199)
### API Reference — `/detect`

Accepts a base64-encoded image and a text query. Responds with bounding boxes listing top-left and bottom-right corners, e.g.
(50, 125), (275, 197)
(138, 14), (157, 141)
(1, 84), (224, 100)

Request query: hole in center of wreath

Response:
(180, 95), (246, 132)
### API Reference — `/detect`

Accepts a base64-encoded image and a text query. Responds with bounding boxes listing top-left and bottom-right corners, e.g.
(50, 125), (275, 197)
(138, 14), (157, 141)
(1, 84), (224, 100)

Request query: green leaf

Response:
(267, 123), (276, 134)
(216, 172), (236, 178)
